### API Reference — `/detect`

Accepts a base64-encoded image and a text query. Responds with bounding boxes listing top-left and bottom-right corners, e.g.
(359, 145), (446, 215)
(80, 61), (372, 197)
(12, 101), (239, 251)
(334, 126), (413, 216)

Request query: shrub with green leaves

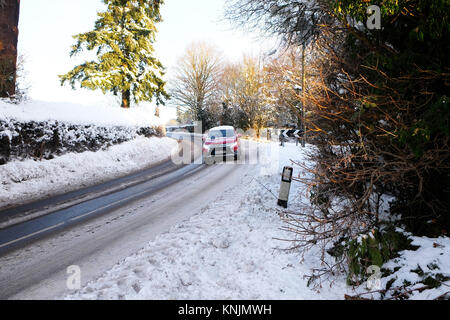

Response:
(328, 227), (416, 285)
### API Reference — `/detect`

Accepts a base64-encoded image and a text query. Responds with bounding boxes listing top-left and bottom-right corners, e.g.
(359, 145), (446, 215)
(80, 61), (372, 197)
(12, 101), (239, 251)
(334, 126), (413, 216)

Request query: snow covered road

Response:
(60, 141), (351, 300)
(0, 141), (259, 299)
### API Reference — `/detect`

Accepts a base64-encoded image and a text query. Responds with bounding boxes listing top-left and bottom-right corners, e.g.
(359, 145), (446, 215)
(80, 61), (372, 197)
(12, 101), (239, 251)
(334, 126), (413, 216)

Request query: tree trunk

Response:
(0, 0), (20, 98)
(301, 42), (306, 147)
(121, 89), (130, 108)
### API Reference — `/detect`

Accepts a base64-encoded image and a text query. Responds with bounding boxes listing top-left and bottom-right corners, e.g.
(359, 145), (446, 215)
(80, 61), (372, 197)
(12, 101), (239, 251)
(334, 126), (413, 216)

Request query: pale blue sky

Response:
(18, 0), (276, 117)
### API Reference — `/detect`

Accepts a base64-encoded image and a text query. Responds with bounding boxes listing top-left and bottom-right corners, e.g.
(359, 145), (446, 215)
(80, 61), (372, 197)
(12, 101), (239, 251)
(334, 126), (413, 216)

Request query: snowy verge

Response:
(350, 233), (450, 300)
(0, 137), (178, 211)
(384, 234), (450, 300)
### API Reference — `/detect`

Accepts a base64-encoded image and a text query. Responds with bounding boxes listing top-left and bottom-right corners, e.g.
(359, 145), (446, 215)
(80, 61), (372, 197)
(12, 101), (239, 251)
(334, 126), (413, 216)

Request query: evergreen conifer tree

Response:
(60, 0), (168, 108)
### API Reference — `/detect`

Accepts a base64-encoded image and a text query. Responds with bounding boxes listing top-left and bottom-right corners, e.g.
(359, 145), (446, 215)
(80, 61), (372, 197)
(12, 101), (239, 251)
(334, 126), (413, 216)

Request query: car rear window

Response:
(208, 129), (235, 139)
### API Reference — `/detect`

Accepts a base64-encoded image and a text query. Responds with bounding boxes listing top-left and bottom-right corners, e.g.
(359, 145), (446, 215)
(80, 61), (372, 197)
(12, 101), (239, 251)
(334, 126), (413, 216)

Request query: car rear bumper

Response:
(210, 146), (236, 156)
(203, 146), (239, 163)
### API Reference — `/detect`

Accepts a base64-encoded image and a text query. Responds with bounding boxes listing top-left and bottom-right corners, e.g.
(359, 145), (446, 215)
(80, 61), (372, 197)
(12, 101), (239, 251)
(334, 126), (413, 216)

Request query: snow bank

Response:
(0, 137), (178, 210)
(377, 234), (450, 300)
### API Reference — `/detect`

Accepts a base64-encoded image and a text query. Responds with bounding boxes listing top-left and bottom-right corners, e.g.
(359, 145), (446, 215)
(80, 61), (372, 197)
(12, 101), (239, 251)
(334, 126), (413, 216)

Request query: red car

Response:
(202, 126), (241, 164)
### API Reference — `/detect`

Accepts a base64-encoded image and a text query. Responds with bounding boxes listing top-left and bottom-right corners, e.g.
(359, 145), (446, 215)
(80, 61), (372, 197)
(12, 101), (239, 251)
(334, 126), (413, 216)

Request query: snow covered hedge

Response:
(0, 100), (165, 165)
(0, 119), (163, 165)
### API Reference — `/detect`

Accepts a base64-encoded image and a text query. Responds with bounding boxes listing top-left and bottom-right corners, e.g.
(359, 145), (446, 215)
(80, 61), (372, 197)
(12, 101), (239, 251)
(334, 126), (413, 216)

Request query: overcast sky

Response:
(17, 0), (276, 120)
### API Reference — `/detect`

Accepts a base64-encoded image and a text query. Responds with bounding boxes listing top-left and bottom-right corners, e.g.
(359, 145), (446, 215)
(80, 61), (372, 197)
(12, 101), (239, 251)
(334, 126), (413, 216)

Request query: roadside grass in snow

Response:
(347, 231), (450, 300)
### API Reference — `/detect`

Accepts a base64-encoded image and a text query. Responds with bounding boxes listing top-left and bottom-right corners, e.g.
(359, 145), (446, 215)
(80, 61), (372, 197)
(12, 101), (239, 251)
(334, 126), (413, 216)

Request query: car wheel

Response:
(204, 156), (214, 165)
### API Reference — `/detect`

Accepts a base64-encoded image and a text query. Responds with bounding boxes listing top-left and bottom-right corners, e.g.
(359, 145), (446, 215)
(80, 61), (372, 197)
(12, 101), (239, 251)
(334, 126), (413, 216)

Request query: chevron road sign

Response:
(280, 129), (303, 139)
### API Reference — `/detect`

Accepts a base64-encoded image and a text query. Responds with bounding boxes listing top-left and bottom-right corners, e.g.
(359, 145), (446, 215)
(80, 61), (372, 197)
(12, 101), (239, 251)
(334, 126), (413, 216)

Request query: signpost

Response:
(277, 166), (293, 208)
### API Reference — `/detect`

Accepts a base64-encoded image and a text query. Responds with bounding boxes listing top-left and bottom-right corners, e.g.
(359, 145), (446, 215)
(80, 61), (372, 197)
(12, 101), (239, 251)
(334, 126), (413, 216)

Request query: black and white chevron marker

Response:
(280, 129), (303, 139)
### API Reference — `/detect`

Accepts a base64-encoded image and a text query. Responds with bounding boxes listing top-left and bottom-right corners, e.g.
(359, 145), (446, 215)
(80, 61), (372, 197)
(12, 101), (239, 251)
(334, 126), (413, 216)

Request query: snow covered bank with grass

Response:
(0, 136), (178, 210)
(354, 233), (450, 300)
